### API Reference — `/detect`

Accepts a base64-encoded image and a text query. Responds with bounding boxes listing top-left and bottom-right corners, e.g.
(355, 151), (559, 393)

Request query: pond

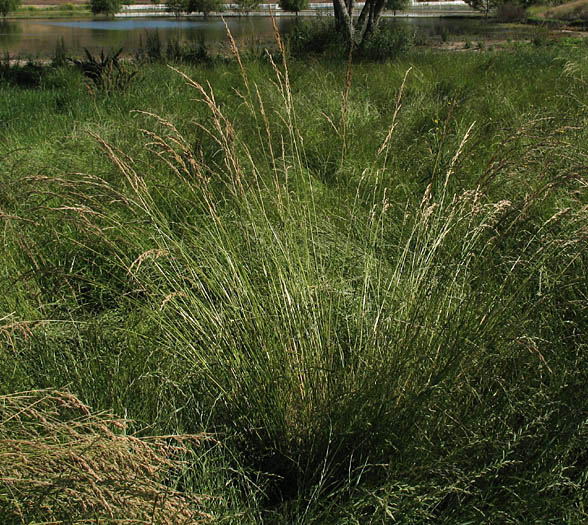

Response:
(0, 16), (532, 59)
(0, 17), (300, 58)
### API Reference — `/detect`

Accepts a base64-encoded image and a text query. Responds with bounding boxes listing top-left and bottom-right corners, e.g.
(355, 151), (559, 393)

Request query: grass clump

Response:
(72, 48), (139, 94)
(1, 35), (587, 522)
(288, 20), (414, 60)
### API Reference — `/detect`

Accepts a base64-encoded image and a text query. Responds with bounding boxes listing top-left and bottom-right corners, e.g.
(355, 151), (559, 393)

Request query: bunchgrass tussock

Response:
(1, 33), (587, 522)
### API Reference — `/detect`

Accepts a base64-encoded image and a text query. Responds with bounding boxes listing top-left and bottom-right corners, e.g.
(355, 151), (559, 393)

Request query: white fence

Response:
(120, 1), (472, 15)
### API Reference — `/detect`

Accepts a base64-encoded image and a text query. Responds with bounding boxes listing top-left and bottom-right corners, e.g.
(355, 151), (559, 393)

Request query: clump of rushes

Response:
(0, 389), (210, 523)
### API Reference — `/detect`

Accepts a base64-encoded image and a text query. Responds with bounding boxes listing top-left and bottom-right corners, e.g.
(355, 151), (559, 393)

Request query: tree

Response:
(90, 0), (122, 16)
(0, 0), (20, 18)
(462, 0), (500, 17)
(166, 0), (187, 16)
(331, 0), (392, 48)
(186, 0), (223, 16)
(236, 0), (260, 15)
(278, 0), (308, 15)
(386, 0), (408, 16)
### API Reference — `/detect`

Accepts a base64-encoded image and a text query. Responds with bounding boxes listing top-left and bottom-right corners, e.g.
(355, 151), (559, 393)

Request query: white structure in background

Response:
(120, 0), (471, 16)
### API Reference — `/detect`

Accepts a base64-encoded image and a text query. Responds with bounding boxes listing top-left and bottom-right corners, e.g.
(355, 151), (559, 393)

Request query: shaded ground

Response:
(435, 26), (588, 50)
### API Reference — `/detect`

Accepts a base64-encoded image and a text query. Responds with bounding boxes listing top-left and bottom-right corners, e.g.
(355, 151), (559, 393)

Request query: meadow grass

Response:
(1, 40), (587, 522)
(11, 3), (91, 19)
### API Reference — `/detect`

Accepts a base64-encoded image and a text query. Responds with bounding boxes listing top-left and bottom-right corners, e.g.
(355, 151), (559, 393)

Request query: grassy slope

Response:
(1, 44), (588, 522)
(531, 0), (588, 21)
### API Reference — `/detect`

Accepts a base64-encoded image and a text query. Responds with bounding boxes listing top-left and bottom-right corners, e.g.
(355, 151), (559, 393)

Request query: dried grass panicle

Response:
(136, 110), (209, 185)
(90, 132), (151, 212)
(0, 315), (46, 352)
(377, 66), (412, 159)
(223, 18), (250, 97)
(170, 67), (244, 189)
(0, 389), (211, 524)
(129, 248), (170, 274)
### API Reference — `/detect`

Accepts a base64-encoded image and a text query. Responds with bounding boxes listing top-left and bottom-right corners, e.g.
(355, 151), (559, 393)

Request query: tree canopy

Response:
(187, 0), (223, 16)
(462, 0), (530, 16)
(90, 0), (122, 16)
(166, 0), (186, 15)
(278, 0), (309, 14)
(236, 0), (260, 14)
(167, 0), (222, 16)
(386, 0), (409, 16)
(462, 0), (498, 16)
(0, 0), (20, 17)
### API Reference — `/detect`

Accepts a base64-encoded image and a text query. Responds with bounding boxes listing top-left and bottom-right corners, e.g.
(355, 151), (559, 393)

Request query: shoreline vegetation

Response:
(2, 15), (588, 525)
(3, 21), (587, 63)
(3, 0), (587, 24)
(5, 3), (480, 20)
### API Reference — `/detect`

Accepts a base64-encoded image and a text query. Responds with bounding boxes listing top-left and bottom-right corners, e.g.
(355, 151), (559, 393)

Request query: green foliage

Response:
(166, 0), (186, 15)
(0, 0), (20, 17)
(496, 1), (526, 20)
(542, 0), (588, 22)
(357, 22), (414, 59)
(72, 48), (138, 93)
(52, 37), (68, 67)
(386, 0), (409, 15)
(135, 30), (211, 63)
(289, 19), (346, 56)
(278, 0), (308, 14)
(1, 45), (588, 522)
(289, 19), (413, 60)
(89, 0), (122, 15)
(462, 0), (500, 16)
(186, 0), (223, 15)
(236, 0), (260, 13)
(0, 60), (44, 87)
(464, 0), (540, 16)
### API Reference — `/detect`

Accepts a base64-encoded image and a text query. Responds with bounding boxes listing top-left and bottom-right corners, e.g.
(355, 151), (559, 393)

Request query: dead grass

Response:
(0, 389), (212, 524)
(542, 0), (588, 21)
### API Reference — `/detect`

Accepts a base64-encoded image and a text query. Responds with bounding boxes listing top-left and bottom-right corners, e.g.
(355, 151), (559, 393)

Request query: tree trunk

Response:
(333, 0), (355, 43)
(332, 0), (387, 48)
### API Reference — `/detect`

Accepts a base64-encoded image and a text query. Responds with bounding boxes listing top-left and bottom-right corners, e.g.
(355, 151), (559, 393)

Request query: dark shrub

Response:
(357, 22), (414, 61)
(496, 2), (526, 22)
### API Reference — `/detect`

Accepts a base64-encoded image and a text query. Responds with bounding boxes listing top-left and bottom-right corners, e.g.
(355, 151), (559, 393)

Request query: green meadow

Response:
(1, 36), (587, 522)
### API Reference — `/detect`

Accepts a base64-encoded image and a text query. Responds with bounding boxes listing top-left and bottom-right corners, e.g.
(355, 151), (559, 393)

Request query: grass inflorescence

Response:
(1, 33), (587, 522)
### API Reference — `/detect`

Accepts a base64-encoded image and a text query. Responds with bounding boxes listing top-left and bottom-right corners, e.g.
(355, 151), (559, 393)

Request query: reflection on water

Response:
(0, 17), (297, 58)
(45, 19), (230, 30)
(0, 20), (23, 49)
(1, 16), (529, 58)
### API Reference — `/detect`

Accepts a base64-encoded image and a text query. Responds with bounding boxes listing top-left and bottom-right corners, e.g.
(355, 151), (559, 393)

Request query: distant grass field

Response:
(1, 38), (587, 522)
(13, 2), (90, 17)
(545, 0), (588, 20)
(530, 0), (588, 22)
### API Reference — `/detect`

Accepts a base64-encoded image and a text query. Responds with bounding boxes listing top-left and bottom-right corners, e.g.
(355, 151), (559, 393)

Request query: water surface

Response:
(0, 16), (531, 58)
(0, 17), (297, 58)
